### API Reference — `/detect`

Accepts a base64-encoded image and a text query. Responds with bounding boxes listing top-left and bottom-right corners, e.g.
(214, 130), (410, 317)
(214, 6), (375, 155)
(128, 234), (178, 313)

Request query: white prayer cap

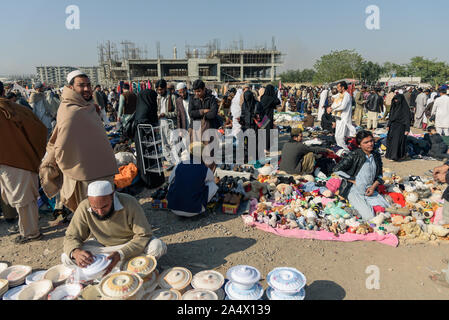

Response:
(67, 70), (87, 84)
(398, 89), (404, 94)
(87, 181), (114, 197)
(176, 82), (187, 91)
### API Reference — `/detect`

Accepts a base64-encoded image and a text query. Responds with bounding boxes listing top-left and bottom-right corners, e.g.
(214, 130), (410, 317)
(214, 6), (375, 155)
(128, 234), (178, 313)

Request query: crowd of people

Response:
(2, 70), (449, 273)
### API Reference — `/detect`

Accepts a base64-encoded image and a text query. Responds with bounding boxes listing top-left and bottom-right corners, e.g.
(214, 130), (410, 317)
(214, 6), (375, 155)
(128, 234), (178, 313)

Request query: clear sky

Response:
(1, 0), (449, 75)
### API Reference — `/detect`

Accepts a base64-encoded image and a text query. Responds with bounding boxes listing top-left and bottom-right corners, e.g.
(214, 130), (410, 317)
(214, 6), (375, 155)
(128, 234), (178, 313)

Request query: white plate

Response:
(26, 270), (47, 285)
(3, 285), (26, 300)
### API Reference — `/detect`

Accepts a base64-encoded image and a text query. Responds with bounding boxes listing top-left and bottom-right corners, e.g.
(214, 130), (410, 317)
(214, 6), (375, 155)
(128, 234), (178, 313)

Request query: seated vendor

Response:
(424, 126), (449, 160)
(62, 181), (167, 274)
(279, 128), (333, 175)
(303, 110), (315, 128)
(167, 142), (218, 217)
(333, 130), (390, 221)
(321, 105), (336, 133)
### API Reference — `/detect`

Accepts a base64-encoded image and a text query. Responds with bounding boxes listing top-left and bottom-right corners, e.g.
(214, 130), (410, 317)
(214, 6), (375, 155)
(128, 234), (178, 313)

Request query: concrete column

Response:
(157, 60), (162, 78)
(240, 54), (244, 81)
(271, 53), (275, 81)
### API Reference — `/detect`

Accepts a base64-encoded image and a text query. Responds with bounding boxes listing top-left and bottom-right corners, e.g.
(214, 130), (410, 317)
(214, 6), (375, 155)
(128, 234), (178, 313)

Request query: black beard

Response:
(92, 204), (115, 221)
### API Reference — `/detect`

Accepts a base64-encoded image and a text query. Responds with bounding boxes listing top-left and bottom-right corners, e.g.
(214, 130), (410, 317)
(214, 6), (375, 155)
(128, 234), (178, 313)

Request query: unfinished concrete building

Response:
(98, 40), (283, 87)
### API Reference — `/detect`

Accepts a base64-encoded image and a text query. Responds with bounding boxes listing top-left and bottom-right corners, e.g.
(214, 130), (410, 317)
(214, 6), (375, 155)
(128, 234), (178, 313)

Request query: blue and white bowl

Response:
(2, 285), (27, 300)
(225, 281), (264, 300)
(266, 267), (306, 294)
(266, 286), (305, 300)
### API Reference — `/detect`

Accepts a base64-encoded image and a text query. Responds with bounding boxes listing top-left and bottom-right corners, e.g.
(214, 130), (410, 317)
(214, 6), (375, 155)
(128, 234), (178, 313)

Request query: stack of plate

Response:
(2, 285), (27, 300)
(225, 265), (264, 300)
(158, 267), (192, 294)
(182, 289), (218, 300)
(79, 284), (102, 300)
(26, 270), (47, 285)
(17, 280), (53, 300)
(125, 255), (157, 280)
(43, 265), (72, 287)
(147, 289), (181, 300)
(191, 270), (225, 300)
(48, 283), (83, 300)
(75, 254), (111, 284)
(266, 267), (306, 300)
(0, 265), (32, 287)
(142, 269), (159, 295)
(0, 279), (9, 298)
(98, 271), (144, 300)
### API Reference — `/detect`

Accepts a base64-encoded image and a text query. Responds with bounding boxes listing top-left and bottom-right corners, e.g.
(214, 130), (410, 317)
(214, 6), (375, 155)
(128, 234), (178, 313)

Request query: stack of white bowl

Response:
(225, 265), (264, 300)
(0, 265), (32, 287)
(266, 267), (306, 300)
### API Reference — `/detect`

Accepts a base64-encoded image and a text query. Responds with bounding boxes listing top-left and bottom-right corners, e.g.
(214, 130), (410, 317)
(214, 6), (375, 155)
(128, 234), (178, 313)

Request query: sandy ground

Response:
(2, 121), (449, 300)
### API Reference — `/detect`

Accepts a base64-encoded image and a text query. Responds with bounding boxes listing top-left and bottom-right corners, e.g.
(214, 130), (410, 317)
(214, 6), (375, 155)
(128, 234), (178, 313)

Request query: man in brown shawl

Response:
(43, 71), (118, 213)
(0, 81), (47, 243)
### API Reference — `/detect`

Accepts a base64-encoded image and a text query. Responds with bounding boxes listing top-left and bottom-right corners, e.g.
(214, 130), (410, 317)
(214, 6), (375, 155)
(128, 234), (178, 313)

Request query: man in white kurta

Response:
(432, 87), (449, 136)
(414, 89), (429, 128)
(331, 82), (356, 151)
(318, 88), (329, 121)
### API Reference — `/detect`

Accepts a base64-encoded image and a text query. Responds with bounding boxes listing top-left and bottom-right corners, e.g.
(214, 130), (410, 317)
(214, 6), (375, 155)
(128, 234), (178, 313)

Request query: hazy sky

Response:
(1, 0), (449, 75)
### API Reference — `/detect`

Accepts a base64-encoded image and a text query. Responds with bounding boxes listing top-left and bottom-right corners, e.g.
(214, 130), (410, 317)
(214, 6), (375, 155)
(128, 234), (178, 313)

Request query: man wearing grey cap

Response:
(42, 70), (118, 213)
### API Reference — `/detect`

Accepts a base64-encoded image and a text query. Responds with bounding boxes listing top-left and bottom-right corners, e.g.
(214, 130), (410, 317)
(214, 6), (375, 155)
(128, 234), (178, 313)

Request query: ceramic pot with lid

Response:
(226, 265), (261, 289)
(125, 255), (157, 280)
(266, 286), (305, 300)
(98, 271), (144, 300)
(158, 267), (192, 294)
(182, 289), (218, 300)
(147, 289), (182, 300)
(266, 267), (306, 294)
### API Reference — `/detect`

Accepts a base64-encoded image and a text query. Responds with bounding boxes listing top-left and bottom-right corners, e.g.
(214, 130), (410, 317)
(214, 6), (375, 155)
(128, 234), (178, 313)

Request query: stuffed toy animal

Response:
(244, 181), (268, 201)
(356, 224), (370, 235)
(405, 192), (419, 204)
(384, 224), (400, 235)
(370, 213), (386, 227)
(427, 224), (449, 237)
(324, 202), (350, 219)
(296, 216), (306, 229)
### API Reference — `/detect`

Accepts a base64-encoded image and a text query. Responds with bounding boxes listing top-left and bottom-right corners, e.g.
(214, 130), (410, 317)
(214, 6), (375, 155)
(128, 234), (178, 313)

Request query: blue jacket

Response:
(167, 163), (209, 213)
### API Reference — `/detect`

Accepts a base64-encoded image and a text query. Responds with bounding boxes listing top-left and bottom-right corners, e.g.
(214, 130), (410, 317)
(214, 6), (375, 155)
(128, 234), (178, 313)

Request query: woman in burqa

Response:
(258, 84), (281, 155)
(133, 89), (166, 188)
(386, 93), (411, 161)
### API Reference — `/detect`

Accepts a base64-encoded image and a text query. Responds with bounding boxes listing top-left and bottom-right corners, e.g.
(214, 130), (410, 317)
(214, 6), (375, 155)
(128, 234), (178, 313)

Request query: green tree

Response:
(279, 68), (316, 83)
(357, 61), (384, 85)
(313, 49), (364, 84)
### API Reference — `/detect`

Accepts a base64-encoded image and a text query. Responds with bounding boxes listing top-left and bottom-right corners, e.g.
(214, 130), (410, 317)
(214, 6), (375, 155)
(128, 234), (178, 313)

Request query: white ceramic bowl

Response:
(17, 280), (53, 300)
(0, 263), (8, 273)
(226, 265), (260, 289)
(26, 270), (47, 285)
(44, 265), (73, 287)
(2, 284), (27, 300)
(0, 265), (32, 287)
(48, 283), (83, 300)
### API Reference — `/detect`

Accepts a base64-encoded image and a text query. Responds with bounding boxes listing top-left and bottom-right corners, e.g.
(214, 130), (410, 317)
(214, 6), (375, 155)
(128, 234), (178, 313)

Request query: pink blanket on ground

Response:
(242, 216), (399, 247)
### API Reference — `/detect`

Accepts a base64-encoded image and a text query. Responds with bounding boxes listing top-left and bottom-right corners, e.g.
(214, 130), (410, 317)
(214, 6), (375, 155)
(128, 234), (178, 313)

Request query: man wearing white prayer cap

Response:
(61, 181), (167, 274)
(42, 70), (118, 213)
(175, 82), (191, 131)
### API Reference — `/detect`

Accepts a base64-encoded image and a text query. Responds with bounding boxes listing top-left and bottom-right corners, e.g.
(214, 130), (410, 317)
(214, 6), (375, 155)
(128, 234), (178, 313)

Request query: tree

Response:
(313, 50), (364, 84)
(357, 61), (385, 85)
(279, 69), (316, 83)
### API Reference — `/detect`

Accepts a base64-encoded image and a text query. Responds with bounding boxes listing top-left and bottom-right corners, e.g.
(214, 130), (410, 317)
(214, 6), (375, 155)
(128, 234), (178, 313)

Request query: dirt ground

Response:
(2, 123), (449, 300)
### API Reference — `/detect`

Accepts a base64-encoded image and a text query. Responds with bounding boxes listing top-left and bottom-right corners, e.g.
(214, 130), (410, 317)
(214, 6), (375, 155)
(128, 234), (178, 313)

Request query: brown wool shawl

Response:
(46, 87), (118, 181)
